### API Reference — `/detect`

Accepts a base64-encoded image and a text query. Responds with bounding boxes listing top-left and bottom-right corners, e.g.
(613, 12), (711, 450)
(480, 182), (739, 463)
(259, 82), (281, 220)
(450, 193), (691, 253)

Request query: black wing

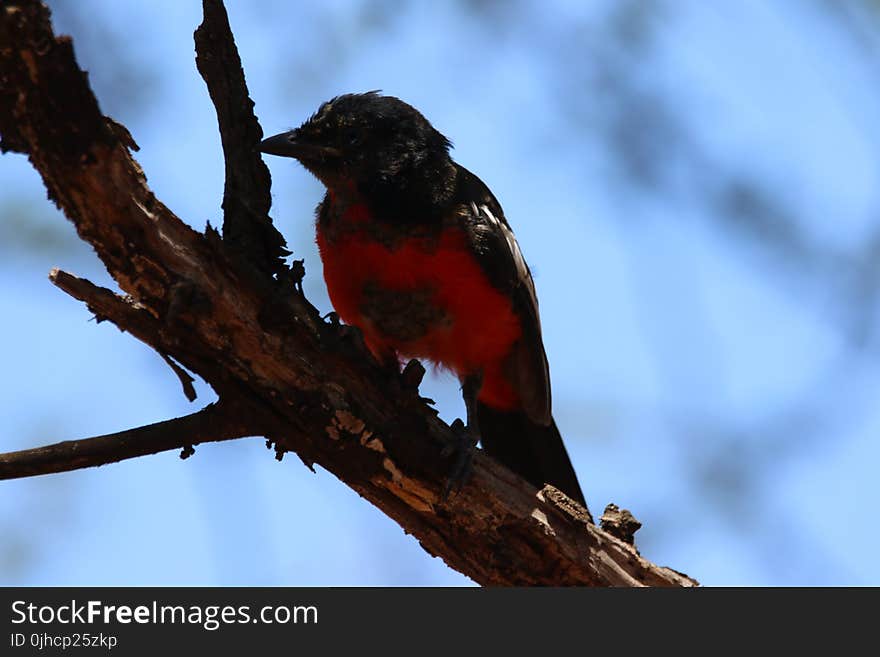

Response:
(454, 164), (552, 426)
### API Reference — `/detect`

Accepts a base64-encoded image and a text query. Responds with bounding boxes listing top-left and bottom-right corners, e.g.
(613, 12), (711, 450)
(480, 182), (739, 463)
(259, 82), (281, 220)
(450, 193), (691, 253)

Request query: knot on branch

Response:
(600, 503), (643, 547)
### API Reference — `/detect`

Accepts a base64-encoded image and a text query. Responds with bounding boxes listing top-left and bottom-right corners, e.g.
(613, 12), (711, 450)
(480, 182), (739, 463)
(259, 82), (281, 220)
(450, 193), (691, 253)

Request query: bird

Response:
(260, 92), (586, 506)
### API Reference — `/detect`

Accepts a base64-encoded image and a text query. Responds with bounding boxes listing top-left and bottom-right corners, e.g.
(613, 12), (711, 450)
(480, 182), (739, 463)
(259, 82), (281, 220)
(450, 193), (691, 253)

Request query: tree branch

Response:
(194, 0), (290, 278)
(49, 268), (203, 401)
(0, 403), (252, 480)
(0, 0), (698, 587)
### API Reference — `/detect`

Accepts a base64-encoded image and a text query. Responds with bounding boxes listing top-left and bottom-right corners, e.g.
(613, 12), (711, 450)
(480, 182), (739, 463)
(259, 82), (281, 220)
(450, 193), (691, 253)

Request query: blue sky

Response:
(1, 0), (878, 585)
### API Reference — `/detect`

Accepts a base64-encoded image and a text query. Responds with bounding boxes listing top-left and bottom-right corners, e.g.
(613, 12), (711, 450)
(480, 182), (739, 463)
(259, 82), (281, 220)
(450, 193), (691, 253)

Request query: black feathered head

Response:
(260, 92), (456, 215)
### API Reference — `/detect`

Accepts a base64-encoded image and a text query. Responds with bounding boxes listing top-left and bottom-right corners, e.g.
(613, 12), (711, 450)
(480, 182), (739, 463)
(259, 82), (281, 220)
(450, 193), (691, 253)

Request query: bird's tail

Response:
(476, 403), (586, 507)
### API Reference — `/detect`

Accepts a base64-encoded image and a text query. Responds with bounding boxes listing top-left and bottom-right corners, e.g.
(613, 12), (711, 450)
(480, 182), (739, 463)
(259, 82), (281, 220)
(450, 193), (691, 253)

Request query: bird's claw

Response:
(400, 358), (425, 391)
(441, 418), (478, 500)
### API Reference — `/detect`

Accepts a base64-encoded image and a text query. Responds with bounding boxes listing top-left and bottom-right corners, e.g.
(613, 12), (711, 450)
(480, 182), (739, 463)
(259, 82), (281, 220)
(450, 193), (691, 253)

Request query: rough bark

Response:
(0, 0), (698, 587)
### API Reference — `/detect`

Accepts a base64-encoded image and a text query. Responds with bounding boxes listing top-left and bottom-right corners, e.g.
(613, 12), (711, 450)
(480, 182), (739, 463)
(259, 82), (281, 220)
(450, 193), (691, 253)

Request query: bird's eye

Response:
(345, 128), (361, 147)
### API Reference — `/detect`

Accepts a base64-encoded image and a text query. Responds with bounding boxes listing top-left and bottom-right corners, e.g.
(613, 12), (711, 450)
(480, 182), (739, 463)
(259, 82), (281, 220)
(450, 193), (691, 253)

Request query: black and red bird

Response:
(260, 92), (585, 506)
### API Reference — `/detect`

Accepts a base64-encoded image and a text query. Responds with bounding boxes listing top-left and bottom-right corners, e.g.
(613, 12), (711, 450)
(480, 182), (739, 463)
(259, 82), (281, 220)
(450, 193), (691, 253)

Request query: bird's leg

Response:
(400, 358), (426, 391)
(374, 350), (400, 378)
(442, 372), (482, 499)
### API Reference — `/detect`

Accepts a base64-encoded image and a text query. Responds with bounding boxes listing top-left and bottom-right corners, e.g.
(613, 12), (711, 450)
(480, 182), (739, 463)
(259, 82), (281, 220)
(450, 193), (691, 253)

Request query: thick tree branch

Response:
(0, 403), (252, 480)
(0, 0), (698, 587)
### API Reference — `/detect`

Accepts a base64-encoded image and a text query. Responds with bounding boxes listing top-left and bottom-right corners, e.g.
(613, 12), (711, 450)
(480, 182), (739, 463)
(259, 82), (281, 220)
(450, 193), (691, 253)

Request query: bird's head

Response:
(260, 92), (455, 208)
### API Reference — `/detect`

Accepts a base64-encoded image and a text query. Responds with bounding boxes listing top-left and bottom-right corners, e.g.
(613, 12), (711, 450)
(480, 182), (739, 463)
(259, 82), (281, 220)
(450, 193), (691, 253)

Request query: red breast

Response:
(316, 203), (523, 410)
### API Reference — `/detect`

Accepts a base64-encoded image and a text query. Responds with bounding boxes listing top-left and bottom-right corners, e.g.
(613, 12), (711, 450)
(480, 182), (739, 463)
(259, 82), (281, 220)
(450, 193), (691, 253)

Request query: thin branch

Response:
(160, 353), (198, 402)
(49, 269), (225, 399)
(50, 268), (161, 338)
(49, 269), (203, 401)
(0, 403), (253, 480)
(194, 0), (290, 277)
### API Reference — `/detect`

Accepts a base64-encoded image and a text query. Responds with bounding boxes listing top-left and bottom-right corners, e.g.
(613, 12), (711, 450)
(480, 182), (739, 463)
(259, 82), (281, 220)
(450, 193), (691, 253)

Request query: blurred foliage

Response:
(48, 1), (159, 120)
(0, 198), (88, 264)
(0, 419), (80, 583)
(0, 0), (160, 267)
(447, 0), (880, 577)
(3, 0), (880, 584)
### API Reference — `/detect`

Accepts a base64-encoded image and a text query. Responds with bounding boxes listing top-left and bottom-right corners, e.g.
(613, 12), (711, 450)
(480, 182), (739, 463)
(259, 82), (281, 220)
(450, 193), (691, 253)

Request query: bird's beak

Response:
(259, 131), (340, 162)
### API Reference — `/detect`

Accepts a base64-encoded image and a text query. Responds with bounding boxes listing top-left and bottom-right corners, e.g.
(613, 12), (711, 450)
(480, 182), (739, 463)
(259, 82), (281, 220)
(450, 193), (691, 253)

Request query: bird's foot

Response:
(400, 358), (425, 390)
(400, 358), (436, 408)
(441, 418), (478, 500)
